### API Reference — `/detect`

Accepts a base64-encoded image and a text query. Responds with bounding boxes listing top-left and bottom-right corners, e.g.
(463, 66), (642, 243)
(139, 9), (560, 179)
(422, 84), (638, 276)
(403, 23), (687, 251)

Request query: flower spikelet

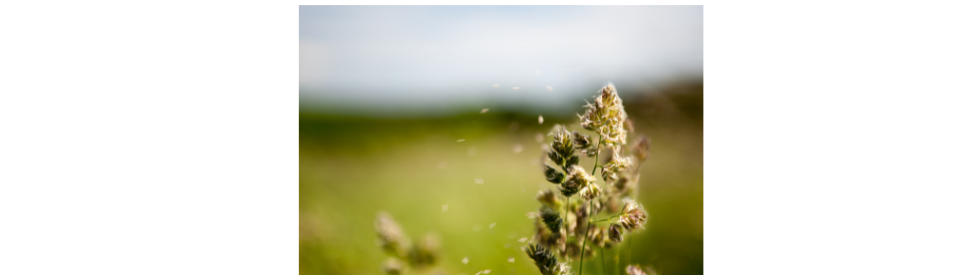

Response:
(539, 206), (564, 234)
(408, 233), (440, 267)
(559, 165), (594, 197)
(551, 126), (575, 159)
(580, 182), (601, 201)
(609, 224), (625, 243)
(626, 264), (647, 275)
(579, 83), (628, 147)
(618, 198), (647, 231)
(375, 212), (409, 257)
(524, 243), (567, 275)
(536, 189), (562, 210)
(601, 154), (633, 183)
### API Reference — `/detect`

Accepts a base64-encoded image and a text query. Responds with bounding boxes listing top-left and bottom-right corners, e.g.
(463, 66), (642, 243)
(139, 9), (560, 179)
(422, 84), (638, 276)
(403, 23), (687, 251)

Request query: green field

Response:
(299, 86), (703, 275)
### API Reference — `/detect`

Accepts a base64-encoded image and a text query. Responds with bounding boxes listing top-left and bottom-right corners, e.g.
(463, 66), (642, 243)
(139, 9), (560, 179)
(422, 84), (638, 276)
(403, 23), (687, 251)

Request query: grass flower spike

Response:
(522, 83), (656, 275)
(525, 243), (569, 275)
(625, 264), (647, 275)
(375, 212), (441, 274)
(376, 212), (409, 257)
(579, 83), (628, 147)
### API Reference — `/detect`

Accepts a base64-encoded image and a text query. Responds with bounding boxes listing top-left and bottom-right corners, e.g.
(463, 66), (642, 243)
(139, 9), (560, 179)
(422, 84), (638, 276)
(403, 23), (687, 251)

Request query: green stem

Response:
(565, 196), (570, 248)
(627, 235), (633, 265)
(589, 215), (621, 223)
(591, 136), (603, 175)
(579, 203), (592, 275)
(615, 245), (621, 275)
(600, 246), (606, 274)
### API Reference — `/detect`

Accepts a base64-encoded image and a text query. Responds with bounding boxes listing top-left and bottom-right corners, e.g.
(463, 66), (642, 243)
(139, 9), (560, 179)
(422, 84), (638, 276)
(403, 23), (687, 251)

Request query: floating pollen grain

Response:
(480, 108), (489, 114)
(462, 257), (469, 264)
(546, 86), (553, 91)
(507, 257), (515, 263)
(513, 87), (521, 90)
(489, 222), (496, 229)
(457, 139), (465, 142)
(474, 178), (484, 184)
(492, 84), (499, 88)
(538, 115), (544, 124)
(442, 204), (449, 212)
(517, 237), (528, 243)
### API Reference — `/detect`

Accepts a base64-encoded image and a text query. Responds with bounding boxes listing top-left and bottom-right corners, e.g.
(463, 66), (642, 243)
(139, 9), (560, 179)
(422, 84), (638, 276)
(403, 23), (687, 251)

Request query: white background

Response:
(1, 0), (979, 279)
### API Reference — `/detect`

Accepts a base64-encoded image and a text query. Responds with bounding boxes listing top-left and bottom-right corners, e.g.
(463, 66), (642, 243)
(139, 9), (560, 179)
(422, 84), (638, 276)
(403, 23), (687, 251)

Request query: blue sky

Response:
(299, 6), (702, 114)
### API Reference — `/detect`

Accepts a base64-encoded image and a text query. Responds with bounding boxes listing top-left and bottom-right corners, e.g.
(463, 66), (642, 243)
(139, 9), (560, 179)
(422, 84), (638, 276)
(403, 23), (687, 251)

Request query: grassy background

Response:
(299, 83), (703, 275)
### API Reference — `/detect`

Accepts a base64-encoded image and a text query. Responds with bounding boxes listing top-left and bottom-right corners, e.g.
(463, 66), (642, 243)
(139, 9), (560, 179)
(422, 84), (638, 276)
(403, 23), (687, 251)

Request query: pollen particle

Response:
(517, 237), (528, 243)
(442, 204), (449, 212)
(513, 87), (521, 90)
(507, 257), (515, 263)
(480, 108), (489, 114)
(457, 139), (465, 142)
(538, 115), (544, 124)
(462, 257), (469, 264)
(489, 222), (496, 229)
(474, 178), (484, 184)
(546, 86), (553, 91)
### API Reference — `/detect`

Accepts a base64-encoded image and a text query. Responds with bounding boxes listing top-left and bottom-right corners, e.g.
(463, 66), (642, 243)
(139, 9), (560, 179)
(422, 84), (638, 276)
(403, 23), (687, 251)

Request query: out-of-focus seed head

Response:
(618, 199), (647, 232)
(564, 155), (580, 170)
(524, 243), (566, 275)
(579, 182), (601, 201)
(601, 154), (633, 183)
(632, 135), (651, 163)
(534, 218), (565, 252)
(543, 165), (565, 184)
(408, 233), (440, 267)
(588, 225), (610, 248)
(382, 258), (404, 275)
(626, 264), (647, 275)
(551, 126), (575, 159)
(375, 212), (409, 257)
(609, 224), (625, 243)
(539, 206), (564, 234)
(561, 165), (595, 196)
(572, 131), (592, 150)
(547, 150), (563, 167)
(557, 262), (571, 275)
(559, 165), (594, 197)
(536, 189), (562, 209)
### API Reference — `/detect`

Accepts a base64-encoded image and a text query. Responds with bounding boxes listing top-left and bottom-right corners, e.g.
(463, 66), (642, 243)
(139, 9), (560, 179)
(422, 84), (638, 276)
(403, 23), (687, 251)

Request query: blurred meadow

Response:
(299, 81), (702, 275)
(299, 5), (702, 275)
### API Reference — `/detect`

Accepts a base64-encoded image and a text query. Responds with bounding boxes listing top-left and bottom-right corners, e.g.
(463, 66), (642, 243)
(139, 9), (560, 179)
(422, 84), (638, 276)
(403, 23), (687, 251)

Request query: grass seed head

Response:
(601, 154), (633, 183)
(609, 224), (625, 243)
(618, 199), (648, 231)
(524, 243), (566, 275)
(579, 83), (629, 147)
(626, 264), (647, 275)
(551, 126), (575, 159)
(375, 212), (409, 257)
(381, 257), (404, 275)
(543, 165), (565, 184)
(536, 189), (562, 209)
(408, 233), (440, 267)
(539, 206), (564, 234)
(561, 165), (596, 197)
